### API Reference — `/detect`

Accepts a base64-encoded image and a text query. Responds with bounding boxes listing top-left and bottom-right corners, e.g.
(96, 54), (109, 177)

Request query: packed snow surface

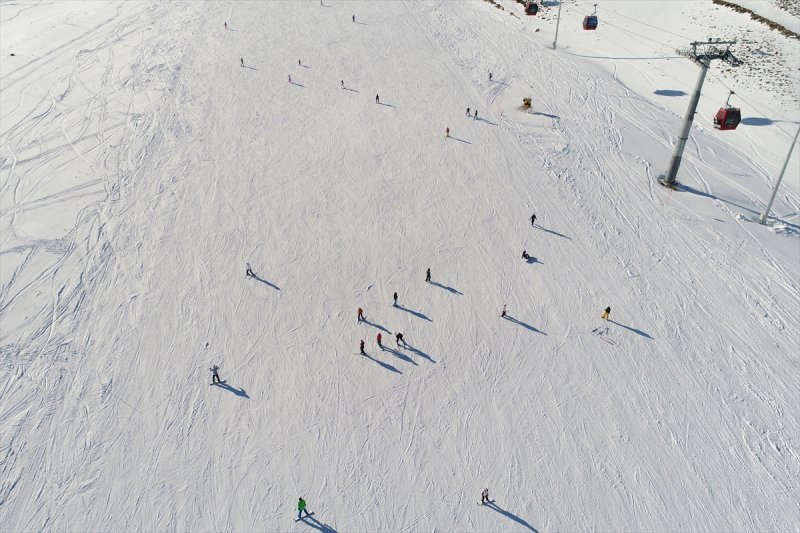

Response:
(1, 1), (798, 531)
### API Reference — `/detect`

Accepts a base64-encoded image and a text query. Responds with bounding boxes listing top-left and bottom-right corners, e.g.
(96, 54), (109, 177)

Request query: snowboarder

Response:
(377, 332), (382, 349)
(210, 365), (222, 384)
(393, 292), (398, 306)
(466, 107), (470, 116)
(246, 263), (254, 277)
(298, 497), (309, 519)
(375, 94), (380, 104)
(357, 307), (364, 323)
(395, 332), (405, 347)
(501, 304), (507, 318)
(240, 58), (244, 67)
(360, 340), (365, 355)
(601, 306), (611, 320)
(340, 80), (344, 89)
(446, 127), (450, 137)
(481, 488), (489, 504)
(531, 213), (537, 226)
(288, 74), (292, 84)
(425, 268), (431, 283)
(224, 22), (227, 30)
(489, 72), (493, 81)
(522, 250), (530, 260)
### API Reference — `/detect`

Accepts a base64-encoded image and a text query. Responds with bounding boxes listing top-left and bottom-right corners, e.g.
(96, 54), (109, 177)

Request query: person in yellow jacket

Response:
(601, 306), (611, 320)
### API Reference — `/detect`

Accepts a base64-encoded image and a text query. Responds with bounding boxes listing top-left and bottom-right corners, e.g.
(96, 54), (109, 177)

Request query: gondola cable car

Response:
(583, 4), (598, 30)
(713, 91), (741, 131)
(525, 1), (539, 16)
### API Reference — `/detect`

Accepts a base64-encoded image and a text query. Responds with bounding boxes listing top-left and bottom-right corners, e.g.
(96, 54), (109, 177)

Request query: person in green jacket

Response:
(297, 497), (309, 519)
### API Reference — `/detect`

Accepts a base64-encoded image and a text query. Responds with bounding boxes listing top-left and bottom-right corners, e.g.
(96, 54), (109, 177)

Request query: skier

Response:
(446, 127), (450, 138)
(375, 94), (380, 104)
(377, 332), (382, 349)
(360, 340), (365, 355)
(240, 58), (244, 67)
(489, 72), (493, 81)
(501, 304), (507, 318)
(522, 250), (530, 260)
(297, 497), (309, 519)
(601, 306), (611, 320)
(340, 80), (344, 89)
(224, 22), (227, 30)
(466, 107), (471, 116)
(531, 213), (537, 226)
(425, 268), (431, 283)
(357, 307), (364, 323)
(395, 332), (405, 348)
(288, 74), (292, 84)
(298, 59), (301, 66)
(474, 109), (478, 120)
(246, 263), (254, 277)
(481, 487), (489, 504)
(352, 14), (355, 22)
(210, 365), (222, 384)
(393, 291), (398, 306)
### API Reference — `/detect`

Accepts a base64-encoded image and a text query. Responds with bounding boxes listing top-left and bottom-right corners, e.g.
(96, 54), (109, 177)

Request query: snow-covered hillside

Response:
(1, 1), (798, 531)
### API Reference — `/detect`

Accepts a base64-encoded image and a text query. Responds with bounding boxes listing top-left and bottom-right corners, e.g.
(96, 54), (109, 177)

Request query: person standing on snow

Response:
(377, 332), (382, 349)
(531, 213), (537, 226)
(360, 340), (366, 355)
(446, 127), (450, 137)
(240, 58), (244, 67)
(395, 332), (405, 348)
(474, 109), (478, 120)
(489, 72), (493, 81)
(522, 251), (530, 260)
(224, 22), (227, 30)
(375, 94), (380, 104)
(501, 304), (507, 318)
(246, 263), (254, 277)
(466, 107), (471, 116)
(210, 365), (222, 384)
(425, 268), (431, 283)
(297, 497), (309, 519)
(288, 74), (292, 84)
(357, 307), (364, 323)
(481, 488), (490, 504)
(601, 306), (611, 320)
(393, 292), (398, 306)
(341, 80), (344, 89)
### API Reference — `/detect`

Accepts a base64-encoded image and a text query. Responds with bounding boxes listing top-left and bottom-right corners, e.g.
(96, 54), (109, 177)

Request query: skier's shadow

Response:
(429, 280), (463, 295)
(290, 82), (307, 88)
(405, 343), (436, 363)
(377, 102), (396, 108)
(250, 274), (280, 290)
(503, 316), (546, 335)
(363, 353), (402, 374)
(524, 256), (542, 265)
(362, 318), (391, 334)
(343, 87), (359, 93)
(475, 117), (499, 126)
(609, 319), (654, 339)
(215, 382), (250, 398)
(535, 225), (570, 240)
(448, 136), (471, 144)
(485, 501), (538, 532)
(242, 66), (257, 71)
(395, 304), (432, 322)
(382, 346), (418, 366)
(299, 513), (338, 533)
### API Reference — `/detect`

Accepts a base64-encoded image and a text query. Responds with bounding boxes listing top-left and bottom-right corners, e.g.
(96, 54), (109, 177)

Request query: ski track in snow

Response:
(1, 0), (798, 531)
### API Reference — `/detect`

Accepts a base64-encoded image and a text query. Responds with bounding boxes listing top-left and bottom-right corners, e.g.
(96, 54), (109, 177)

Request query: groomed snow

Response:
(1, 1), (798, 531)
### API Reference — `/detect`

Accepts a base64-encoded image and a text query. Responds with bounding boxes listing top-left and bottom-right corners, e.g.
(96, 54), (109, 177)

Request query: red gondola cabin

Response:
(525, 1), (538, 15)
(714, 107), (741, 130)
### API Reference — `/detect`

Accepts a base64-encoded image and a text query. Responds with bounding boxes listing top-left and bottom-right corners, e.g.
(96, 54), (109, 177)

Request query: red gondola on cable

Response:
(583, 4), (598, 30)
(525, 1), (538, 15)
(713, 91), (741, 131)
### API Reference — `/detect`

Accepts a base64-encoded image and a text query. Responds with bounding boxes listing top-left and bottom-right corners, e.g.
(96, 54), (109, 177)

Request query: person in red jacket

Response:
(357, 307), (364, 323)
(376, 332), (382, 349)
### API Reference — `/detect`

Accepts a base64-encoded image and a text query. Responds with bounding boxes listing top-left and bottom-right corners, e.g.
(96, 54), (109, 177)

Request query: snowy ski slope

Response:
(1, 1), (798, 531)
